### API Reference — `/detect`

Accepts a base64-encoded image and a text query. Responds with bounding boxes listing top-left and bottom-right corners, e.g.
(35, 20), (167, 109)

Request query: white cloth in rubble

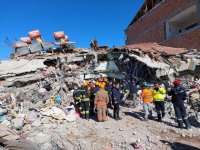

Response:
(65, 105), (78, 122)
(51, 106), (67, 120)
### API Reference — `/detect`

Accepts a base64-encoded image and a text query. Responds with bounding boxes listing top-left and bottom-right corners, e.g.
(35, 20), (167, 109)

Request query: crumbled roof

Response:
(118, 43), (188, 55)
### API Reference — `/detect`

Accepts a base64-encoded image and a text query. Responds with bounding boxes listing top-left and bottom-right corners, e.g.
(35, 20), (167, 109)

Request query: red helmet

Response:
(89, 83), (95, 88)
(173, 79), (180, 86)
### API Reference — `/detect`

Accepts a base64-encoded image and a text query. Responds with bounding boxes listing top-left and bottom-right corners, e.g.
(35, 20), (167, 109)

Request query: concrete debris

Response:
(0, 109), (7, 116)
(0, 124), (38, 150)
(11, 118), (24, 130)
(0, 42), (200, 149)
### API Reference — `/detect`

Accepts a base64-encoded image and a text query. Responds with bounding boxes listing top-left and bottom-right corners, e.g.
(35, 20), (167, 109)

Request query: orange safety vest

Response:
(141, 89), (153, 103)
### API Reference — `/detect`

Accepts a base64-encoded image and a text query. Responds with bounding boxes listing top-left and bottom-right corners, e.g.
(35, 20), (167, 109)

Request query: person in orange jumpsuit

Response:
(94, 83), (109, 122)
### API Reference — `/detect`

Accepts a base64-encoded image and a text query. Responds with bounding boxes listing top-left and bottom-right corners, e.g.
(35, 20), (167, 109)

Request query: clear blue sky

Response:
(0, 0), (144, 60)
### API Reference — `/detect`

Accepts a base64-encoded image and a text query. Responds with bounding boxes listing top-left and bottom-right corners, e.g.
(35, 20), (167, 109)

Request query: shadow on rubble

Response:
(188, 115), (200, 128)
(160, 140), (200, 150)
(124, 111), (143, 120)
(161, 120), (178, 128)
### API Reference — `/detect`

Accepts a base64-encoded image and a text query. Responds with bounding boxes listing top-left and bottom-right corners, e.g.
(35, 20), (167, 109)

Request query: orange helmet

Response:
(101, 82), (106, 86)
(99, 83), (106, 89)
(83, 81), (88, 87)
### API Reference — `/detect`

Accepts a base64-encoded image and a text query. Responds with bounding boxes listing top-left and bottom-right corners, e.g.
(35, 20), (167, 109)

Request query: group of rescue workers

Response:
(73, 78), (192, 129)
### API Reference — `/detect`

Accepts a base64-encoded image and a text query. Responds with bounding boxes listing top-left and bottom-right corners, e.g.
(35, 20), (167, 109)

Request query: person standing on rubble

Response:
(73, 86), (82, 113)
(89, 82), (96, 117)
(80, 81), (91, 120)
(94, 83), (109, 122)
(129, 80), (138, 107)
(153, 83), (166, 122)
(141, 84), (154, 121)
(112, 83), (122, 120)
(105, 81), (113, 109)
(168, 79), (191, 129)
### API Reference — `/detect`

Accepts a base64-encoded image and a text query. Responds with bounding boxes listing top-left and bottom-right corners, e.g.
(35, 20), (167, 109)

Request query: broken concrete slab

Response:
(0, 59), (47, 76)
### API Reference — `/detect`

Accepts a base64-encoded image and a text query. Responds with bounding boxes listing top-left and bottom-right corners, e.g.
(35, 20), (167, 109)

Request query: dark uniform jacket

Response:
(81, 86), (90, 101)
(130, 84), (137, 94)
(73, 87), (82, 101)
(112, 88), (121, 104)
(168, 86), (187, 107)
(90, 86), (99, 101)
(105, 84), (112, 98)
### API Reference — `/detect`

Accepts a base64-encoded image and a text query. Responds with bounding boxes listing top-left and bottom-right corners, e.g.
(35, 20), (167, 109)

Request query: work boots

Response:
(162, 111), (166, 119)
(183, 119), (191, 129)
(177, 120), (184, 129)
(81, 114), (86, 119)
(86, 114), (90, 120)
(157, 113), (162, 122)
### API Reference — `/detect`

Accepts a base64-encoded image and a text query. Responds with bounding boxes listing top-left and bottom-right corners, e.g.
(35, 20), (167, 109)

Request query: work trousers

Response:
(154, 101), (165, 121)
(113, 103), (120, 119)
(90, 100), (95, 116)
(174, 105), (187, 120)
(81, 101), (90, 119)
(143, 102), (153, 120)
(174, 105), (191, 129)
(74, 100), (81, 112)
(107, 95), (112, 108)
(97, 107), (107, 122)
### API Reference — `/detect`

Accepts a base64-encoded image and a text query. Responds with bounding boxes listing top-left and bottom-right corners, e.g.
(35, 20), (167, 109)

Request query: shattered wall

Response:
(125, 0), (200, 50)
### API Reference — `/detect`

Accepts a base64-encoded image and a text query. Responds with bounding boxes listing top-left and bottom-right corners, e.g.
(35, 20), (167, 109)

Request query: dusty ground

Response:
(21, 106), (200, 150)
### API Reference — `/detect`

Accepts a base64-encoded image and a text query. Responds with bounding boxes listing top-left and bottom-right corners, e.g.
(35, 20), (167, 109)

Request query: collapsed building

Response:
(1, 41), (200, 89)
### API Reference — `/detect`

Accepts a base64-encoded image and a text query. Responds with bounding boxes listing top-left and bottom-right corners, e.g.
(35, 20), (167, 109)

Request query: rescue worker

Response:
(130, 80), (137, 107)
(73, 86), (82, 112)
(90, 81), (100, 114)
(105, 81), (112, 109)
(90, 82), (96, 117)
(94, 83), (109, 122)
(168, 79), (191, 129)
(112, 83), (122, 120)
(153, 83), (166, 122)
(80, 81), (91, 120)
(141, 84), (154, 121)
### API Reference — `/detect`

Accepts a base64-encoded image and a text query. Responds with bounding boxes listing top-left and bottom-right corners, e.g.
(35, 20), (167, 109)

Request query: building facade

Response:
(125, 0), (200, 50)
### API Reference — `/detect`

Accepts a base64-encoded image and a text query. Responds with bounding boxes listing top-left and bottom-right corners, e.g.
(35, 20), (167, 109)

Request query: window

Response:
(165, 5), (198, 39)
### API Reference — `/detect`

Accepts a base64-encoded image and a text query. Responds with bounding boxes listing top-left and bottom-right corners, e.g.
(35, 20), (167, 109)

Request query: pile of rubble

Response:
(0, 42), (200, 149)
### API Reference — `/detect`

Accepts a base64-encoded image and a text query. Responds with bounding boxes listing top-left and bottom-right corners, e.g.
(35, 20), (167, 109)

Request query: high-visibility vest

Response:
(81, 86), (90, 102)
(153, 87), (166, 101)
(141, 89), (153, 103)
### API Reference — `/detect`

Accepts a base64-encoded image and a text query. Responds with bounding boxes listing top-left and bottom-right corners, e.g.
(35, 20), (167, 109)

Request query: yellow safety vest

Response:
(153, 87), (166, 101)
